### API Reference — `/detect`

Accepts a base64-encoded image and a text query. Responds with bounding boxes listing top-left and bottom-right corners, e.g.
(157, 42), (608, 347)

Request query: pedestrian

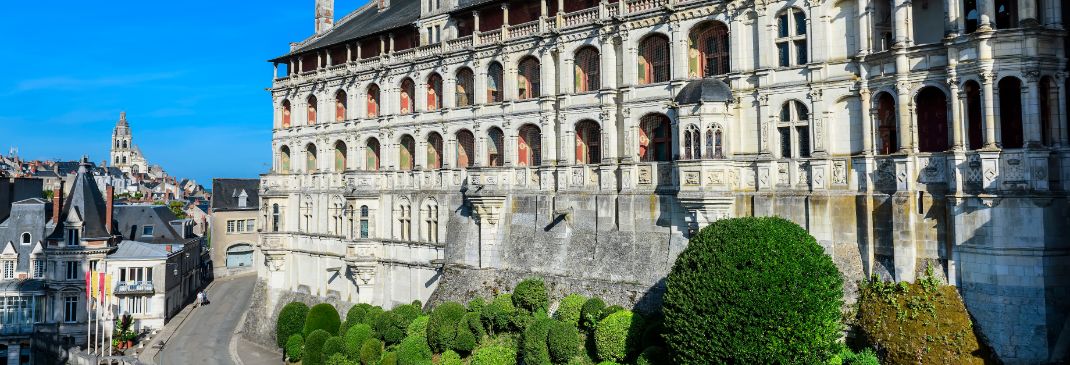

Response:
(196, 291), (204, 307)
(203, 289), (209, 305)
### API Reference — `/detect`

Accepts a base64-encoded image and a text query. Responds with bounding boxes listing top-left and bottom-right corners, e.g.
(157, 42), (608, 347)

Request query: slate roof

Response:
(47, 158), (111, 241)
(112, 205), (184, 244)
(108, 240), (170, 260)
(211, 178), (260, 211)
(675, 78), (733, 105)
(271, 0), (421, 61)
(456, 0), (498, 11)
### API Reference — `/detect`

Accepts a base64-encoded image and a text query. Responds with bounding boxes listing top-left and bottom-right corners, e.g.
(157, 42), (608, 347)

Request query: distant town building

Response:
(109, 112), (150, 176)
(209, 179), (259, 277)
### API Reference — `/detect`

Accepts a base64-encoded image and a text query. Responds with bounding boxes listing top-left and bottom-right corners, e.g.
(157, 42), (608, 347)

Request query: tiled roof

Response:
(271, 0), (421, 61)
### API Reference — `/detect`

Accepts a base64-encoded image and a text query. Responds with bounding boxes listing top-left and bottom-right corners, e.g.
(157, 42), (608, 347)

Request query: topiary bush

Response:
(635, 346), (669, 365)
(347, 303), (372, 324)
(304, 329), (332, 365)
(599, 306), (624, 320)
(380, 351), (398, 365)
(322, 336), (344, 359)
(470, 344), (518, 365)
(358, 337), (383, 365)
(277, 302), (310, 348)
(521, 317), (554, 365)
(325, 353), (353, 365)
(375, 311), (408, 345)
(362, 306), (385, 327)
(344, 323), (375, 359)
(396, 334), (433, 365)
(426, 302), (466, 353)
(554, 294), (587, 327)
(304, 303), (342, 338)
(547, 320), (582, 364)
(391, 304), (422, 327)
(482, 294), (517, 333)
(452, 318), (479, 354)
(463, 311), (487, 339)
(440, 350), (463, 365)
(579, 298), (605, 332)
(663, 217), (844, 364)
(513, 278), (549, 314)
(285, 334), (304, 363)
(407, 315), (429, 337)
(594, 310), (643, 362)
(467, 297), (486, 313)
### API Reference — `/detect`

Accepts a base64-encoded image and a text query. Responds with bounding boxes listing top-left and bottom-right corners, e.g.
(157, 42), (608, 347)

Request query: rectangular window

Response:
(63, 296), (77, 323)
(65, 261), (80, 280)
(246, 220), (255, 232)
(360, 220), (369, 238)
(797, 126), (811, 158)
(777, 43), (790, 67)
(66, 229), (79, 246)
(142, 225), (154, 236)
(794, 11), (807, 35)
(33, 260), (45, 279)
(146, 267), (153, 284)
(778, 14), (789, 37)
(226, 221), (235, 233)
(796, 41), (808, 66)
(779, 127), (792, 158)
(237, 220), (245, 233)
(3, 261), (13, 279)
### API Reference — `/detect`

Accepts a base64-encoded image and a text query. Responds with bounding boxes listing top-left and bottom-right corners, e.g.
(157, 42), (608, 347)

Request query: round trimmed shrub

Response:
(380, 351), (398, 365)
(391, 304), (422, 326)
(344, 323), (375, 359)
(276, 302), (310, 347)
(325, 353), (352, 365)
(521, 317), (553, 365)
(470, 344), (517, 365)
(481, 294), (516, 333)
(427, 302), (466, 353)
(358, 337), (383, 365)
(452, 319), (478, 354)
(594, 310), (643, 362)
(304, 303), (342, 338)
(635, 346), (669, 365)
(410, 300), (423, 311)
(467, 297), (486, 313)
(396, 335), (433, 365)
(663, 217), (844, 364)
(375, 311), (408, 345)
(362, 306), (385, 326)
(599, 306), (624, 320)
(513, 278), (549, 314)
(406, 315), (429, 337)
(554, 294), (587, 326)
(347, 303), (373, 324)
(547, 320), (582, 364)
(440, 350), (463, 365)
(285, 334), (304, 363)
(322, 336), (344, 359)
(579, 298), (605, 331)
(304, 329), (332, 365)
(463, 311), (486, 339)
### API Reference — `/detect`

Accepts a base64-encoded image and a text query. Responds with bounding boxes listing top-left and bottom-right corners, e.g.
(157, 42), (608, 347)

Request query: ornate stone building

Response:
(255, 0), (1069, 362)
(110, 112), (150, 176)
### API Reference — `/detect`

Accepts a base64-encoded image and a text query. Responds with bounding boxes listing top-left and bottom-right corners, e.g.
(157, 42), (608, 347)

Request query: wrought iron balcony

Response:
(114, 281), (155, 295)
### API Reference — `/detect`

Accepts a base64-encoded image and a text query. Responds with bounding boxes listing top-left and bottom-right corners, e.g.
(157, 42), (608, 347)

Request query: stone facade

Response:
(257, 0), (1070, 362)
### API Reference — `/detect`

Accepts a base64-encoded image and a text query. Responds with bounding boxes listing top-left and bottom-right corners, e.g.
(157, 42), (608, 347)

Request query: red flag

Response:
(85, 271), (91, 301)
(98, 272), (106, 304)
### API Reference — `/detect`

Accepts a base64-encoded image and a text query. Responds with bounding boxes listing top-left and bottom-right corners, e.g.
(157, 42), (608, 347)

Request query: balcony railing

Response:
(0, 324), (34, 336)
(509, 20), (539, 38)
(114, 281), (155, 294)
(563, 8), (598, 28)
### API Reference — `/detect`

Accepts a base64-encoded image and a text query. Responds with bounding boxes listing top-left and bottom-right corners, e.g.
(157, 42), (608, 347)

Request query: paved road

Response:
(157, 273), (275, 365)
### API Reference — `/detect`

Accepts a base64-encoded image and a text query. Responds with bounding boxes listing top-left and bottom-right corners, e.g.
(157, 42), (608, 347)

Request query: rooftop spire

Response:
(117, 111), (128, 127)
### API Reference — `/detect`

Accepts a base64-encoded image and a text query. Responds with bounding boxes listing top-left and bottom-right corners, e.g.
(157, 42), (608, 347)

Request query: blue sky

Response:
(0, 1), (366, 185)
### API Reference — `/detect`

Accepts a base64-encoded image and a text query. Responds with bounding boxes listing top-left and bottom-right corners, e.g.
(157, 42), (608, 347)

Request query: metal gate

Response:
(225, 244), (254, 268)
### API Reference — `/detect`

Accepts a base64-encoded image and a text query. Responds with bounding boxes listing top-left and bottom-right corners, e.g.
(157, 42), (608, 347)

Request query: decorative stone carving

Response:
(638, 165), (652, 185)
(832, 160), (847, 185)
(685, 172), (700, 186)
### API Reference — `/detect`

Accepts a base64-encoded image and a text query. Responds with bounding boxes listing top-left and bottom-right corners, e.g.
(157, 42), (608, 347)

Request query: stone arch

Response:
(639, 113), (674, 161)
(688, 20), (730, 77)
(574, 46), (600, 93)
(517, 123), (542, 167)
(963, 80), (984, 150)
(455, 129), (475, 168)
(334, 140), (348, 171)
(517, 56), (541, 100)
(875, 91), (899, 154)
(575, 119), (602, 164)
(915, 86), (950, 152)
(367, 83), (381, 117)
(400, 78), (416, 114)
(334, 90), (347, 122)
(998, 76), (1024, 148)
(365, 137), (381, 171)
(486, 127), (505, 166)
(399, 134), (416, 170)
(426, 72), (443, 111)
(426, 132), (444, 170)
(638, 33), (671, 84)
(455, 67), (475, 107)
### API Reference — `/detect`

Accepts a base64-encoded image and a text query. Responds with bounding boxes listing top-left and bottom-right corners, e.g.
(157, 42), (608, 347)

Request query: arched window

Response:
(487, 62), (504, 103)
(123, 140), (128, 148)
(272, 204), (280, 232)
(706, 127), (724, 159)
(964, 0), (979, 33)
(456, 68), (475, 107)
(964, 81), (984, 150)
(684, 125), (701, 159)
(367, 84), (381, 118)
(778, 100), (811, 158)
(422, 200), (439, 243)
(20, 233), (30, 245)
(995, 0), (1017, 29)
(278, 146), (292, 172)
(776, 8), (808, 67)
(306, 95), (318, 125)
(359, 205), (369, 238)
(689, 21), (730, 77)
(282, 100), (292, 128)
(575, 120), (602, 164)
(427, 73), (443, 111)
(1040, 77), (1056, 146)
(400, 78), (416, 114)
(518, 57), (541, 100)
(575, 47), (600, 93)
(427, 133), (443, 170)
(335, 91), (347, 121)
(399, 135), (416, 170)
(456, 130), (475, 168)
(518, 124), (542, 166)
(916, 87), (949, 152)
(334, 141), (348, 171)
(116, 140), (121, 148)
(487, 127), (505, 167)
(366, 138), (381, 171)
(638, 34), (671, 84)
(397, 201), (412, 241)
(998, 77), (1024, 148)
(876, 92), (898, 154)
(639, 114), (673, 161)
(305, 143), (318, 172)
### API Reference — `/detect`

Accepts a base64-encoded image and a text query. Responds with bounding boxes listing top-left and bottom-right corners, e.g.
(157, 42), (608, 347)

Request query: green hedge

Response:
(579, 298), (605, 332)
(594, 310), (643, 362)
(463, 311), (486, 339)
(304, 303), (342, 338)
(547, 320), (582, 364)
(325, 353), (351, 365)
(513, 278), (549, 314)
(381, 351), (398, 365)
(427, 302), (466, 353)
(635, 346), (669, 365)
(304, 329), (332, 365)
(407, 315), (429, 338)
(375, 311), (408, 345)
(440, 350), (463, 365)
(521, 317), (553, 365)
(276, 302), (309, 348)
(470, 344), (517, 365)
(453, 318), (479, 354)
(662, 217), (844, 364)
(467, 297), (486, 313)
(392, 304), (422, 326)
(343, 323), (375, 359)
(347, 303), (373, 324)
(554, 294), (587, 327)
(322, 336), (344, 359)
(285, 334), (304, 363)
(481, 294), (516, 333)
(396, 335), (433, 365)
(363, 306), (385, 327)
(358, 337), (383, 365)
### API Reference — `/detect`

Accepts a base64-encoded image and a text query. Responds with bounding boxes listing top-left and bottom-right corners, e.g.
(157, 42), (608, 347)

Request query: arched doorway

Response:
(916, 87), (949, 152)
(226, 244), (254, 268)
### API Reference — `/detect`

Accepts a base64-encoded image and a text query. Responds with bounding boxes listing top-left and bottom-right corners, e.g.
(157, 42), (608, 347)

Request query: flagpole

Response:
(85, 271), (92, 354)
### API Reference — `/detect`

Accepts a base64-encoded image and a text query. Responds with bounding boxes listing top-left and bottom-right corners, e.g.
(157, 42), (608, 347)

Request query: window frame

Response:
(775, 8), (809, 68)
(777, 100), (812, 158)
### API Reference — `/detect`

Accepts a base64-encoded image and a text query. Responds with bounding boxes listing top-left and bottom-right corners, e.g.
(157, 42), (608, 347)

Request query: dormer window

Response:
(66, 228), (80, 246)
(20, 233), (30, 245)
(238, 190), (248, 208)
(142, 226), (154, 237)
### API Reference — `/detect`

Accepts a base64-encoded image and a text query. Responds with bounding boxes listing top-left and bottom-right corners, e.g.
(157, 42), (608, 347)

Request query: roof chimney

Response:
(315, 0), (334, 34)
(105, 185), (114, 235)
(52, 183), (63, 225)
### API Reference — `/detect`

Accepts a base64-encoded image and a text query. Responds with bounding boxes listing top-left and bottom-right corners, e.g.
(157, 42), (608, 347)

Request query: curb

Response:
(142, 278), (224, 364)
(228, 271), (258, 365)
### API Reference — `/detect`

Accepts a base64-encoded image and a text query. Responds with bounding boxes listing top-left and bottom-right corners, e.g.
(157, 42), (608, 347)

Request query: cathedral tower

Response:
(110, 112), (132, 172)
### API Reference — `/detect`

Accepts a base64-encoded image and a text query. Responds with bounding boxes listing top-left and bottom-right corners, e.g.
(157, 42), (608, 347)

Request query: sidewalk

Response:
(137, 280), (221, 364)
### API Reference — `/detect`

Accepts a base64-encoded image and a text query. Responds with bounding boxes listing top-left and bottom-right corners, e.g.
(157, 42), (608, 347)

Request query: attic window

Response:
(21, 233), (31, 245)
(66, 229), (79, 246)
(142, 226), (154, 237)
(238, 190), (249, 208)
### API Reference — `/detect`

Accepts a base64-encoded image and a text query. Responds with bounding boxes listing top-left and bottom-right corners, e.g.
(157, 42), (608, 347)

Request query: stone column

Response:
(757, 5), (773, 68)
(1018, 0), (1038, 25)
(670, 21), (688, 80)
(981, 71), (999, 147)
(346, 44), (352, 62)
(540, 47), (556, 98)
(1023, 72), (1042, 146)
(729, 18), (745, 72)
(893, 0), (910, 46)
(476, 66), (488, 105)
(808, 2), (828, 63)
(949, 78), (966, 150)
(895, 82), (915, 152)
(858, 1), (872, 54)
(978, 0), (996, 30)
(1057, 75), (1069, 146)
(273, 63), (279, 79)
(946, 0), (963, 35)
(758, 95), (773, 157)
(861, 87), (875, 154)
(600, 34), (618, 89)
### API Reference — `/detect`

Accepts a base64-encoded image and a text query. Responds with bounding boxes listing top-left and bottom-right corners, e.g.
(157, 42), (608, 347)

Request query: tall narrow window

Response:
(876, 92), (899, 154)
(400, 135), (416, 170)
(778, 100), (811, 158)
(306, 95), (318, 125)
(398, 202), (412, 241)
(334, 141), (348, 171)
(706, 127), (724, 158)
(280, 146), (291, 172)
(995, 0), (1017, 29)
(575, 47), (600, 93)
(638, 35), (671, 84)
(281, 100), (292, 128)
(518, 57), (541, 99)
(963, 0), (979, 33)
(998, 77), (1024, 148)
(487, 62), (504, 103)
(916, 87), (950, 152)
(423, 200), (439, 243)
(456, 130), (475, 168)
(400, 78), (416, 114)
(366, 138), (381, 171)
(776, 8), (808, 67)
(427, 133), (443, 169)
(21, 233), (31, 245)
(639, 114), (673, 162)
(575, 120), (602, 164)
(367, 84), (381, 118)
(63, 296), (78, 323)
(689, 21), (730, 77)
(518, 124), (542, 166)
(272, 204), (280, 232)
(359, 205), (369, 238)
(427, 73), (443, 111)
(964, 81), (984, 150)
(305, 143), (318, 172)
(335, 91), (347, 121)
(456, 68), (475, 107)
(684, 125), (701, 159)
(487, 127), (505, 167)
